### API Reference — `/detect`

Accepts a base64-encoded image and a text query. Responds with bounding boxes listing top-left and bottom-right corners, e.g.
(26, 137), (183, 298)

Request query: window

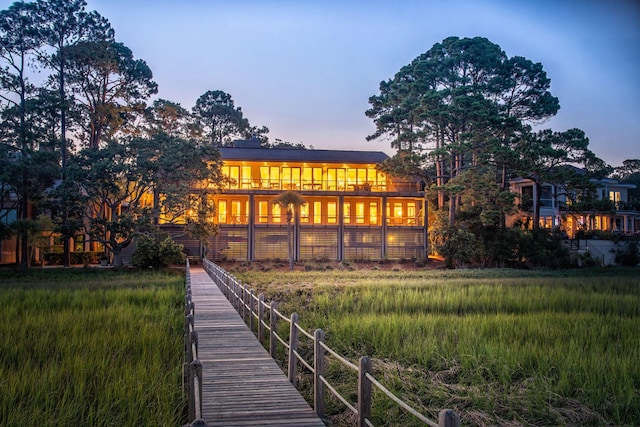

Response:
(224, 166), (240, 189)
(344, 202), (351, 224)
(231, 200), (241, 223)
(241, 166), (252, 188)
(314, 201), (322, 224)
(369, 202), (378, 225)
(273, 203), (281, 223)
(260, 166), (280, 189)
(394, 202), (403, 224)
(327, 202), (337, 224)
(300, 203), (309, 223)
(258, 201), (268, 223)
(407, 202), (416, 225)
(355, 202), (365, 224)
(218, 200), (227, 223)
(327, 168), (346, 190)
(282, 167), (301, 190)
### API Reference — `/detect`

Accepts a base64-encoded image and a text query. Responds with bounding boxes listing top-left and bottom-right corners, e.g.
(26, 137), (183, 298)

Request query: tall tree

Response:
(192, 90), (250, 146)
(366, 36), (560, 225)
(36, 0), (113, 265)
(274, 191), (305, 270)
(66, 40), (157, 148)
(0, 1), (58, 267)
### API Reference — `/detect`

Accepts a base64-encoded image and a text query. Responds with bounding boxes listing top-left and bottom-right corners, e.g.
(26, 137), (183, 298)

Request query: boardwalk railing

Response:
(203, 258), (460, 427)
(183, 260), (208, 427)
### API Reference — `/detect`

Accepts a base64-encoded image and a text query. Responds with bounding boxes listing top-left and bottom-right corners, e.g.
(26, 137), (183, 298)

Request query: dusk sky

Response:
(5, 0), (640, 167)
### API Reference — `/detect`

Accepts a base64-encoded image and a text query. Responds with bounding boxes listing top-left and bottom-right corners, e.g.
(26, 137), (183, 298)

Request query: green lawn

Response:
(232, 265), (640, 426)
(0, 268), (186, 427)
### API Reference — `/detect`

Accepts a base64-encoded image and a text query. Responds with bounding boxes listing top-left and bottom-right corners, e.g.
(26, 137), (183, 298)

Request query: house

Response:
(509, 176), (639, 237)
(165, 138), (427, 262)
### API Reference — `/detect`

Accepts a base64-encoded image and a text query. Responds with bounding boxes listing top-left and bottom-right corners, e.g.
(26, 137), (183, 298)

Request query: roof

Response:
(219, 147), (389, 164)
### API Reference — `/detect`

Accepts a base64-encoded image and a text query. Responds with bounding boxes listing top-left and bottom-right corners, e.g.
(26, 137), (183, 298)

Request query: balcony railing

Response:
(222, 178), (422, 193)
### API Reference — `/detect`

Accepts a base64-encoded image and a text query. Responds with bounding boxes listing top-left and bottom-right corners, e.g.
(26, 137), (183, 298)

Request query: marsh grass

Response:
(0, 268), (186, 427)
(236, 267), (640, 426)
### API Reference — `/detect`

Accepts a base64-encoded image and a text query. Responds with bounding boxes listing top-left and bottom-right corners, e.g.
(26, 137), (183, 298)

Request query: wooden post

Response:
(189, 359), (203, 422)
(190, 330), (198, 361)
(258, 294), (265, 344)
(270, 301), (277, 359)
(249, 289), (255, 332)
(288, 313), (299, 386)
(438, 409), (460, 427)
(314, 329), (325, 419)
(357, 356), (372, 427)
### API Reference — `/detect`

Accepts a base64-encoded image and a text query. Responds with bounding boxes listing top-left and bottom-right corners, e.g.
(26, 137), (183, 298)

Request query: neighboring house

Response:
(509, 176), (639, 237)
(164, 138), (427, 262)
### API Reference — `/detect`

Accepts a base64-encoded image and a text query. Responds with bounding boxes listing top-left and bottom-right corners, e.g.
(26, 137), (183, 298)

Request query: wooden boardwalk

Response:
(189, 267), (326, 426)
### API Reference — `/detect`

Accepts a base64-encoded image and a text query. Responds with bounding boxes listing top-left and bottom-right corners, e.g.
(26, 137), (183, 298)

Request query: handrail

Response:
(202, 258), (460, 427)
(183, 259), (207, 427)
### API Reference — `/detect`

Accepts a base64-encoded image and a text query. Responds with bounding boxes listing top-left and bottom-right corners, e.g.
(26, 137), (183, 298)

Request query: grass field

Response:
(0, 268), (186, 427)
(229, 264), (640, 426)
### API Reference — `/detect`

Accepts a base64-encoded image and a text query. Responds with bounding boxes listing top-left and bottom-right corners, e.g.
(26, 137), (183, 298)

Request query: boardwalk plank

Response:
(188, 267), (326, 427)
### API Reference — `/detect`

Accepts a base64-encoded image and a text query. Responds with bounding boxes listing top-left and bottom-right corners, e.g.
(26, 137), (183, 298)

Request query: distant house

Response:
(508, 175), (638, 237)
(163, 138), (427, 262)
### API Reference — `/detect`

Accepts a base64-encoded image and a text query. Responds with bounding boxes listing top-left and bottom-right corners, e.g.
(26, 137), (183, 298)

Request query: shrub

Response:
(131, 232), (186, 269)
(615, 238), (640, 266)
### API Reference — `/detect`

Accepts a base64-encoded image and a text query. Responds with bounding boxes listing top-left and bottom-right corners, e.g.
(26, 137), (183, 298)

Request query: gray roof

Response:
(219, 147), (389, 164)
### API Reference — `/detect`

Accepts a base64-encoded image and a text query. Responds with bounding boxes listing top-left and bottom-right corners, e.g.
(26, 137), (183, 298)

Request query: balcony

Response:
(222, 178), (421, 194)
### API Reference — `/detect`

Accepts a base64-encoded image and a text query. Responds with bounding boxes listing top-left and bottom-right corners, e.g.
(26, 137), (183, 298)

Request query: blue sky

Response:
(5, 0), (639, 166)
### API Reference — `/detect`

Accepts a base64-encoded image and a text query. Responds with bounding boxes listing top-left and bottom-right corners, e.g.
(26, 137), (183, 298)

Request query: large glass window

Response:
(344, 202), (351, 224)
(355, 202), (365, 224)
(327, 202), (337, 224)
(273, 203), (281, 223)
(241, 166), (252, 188)
(313, 201), (322, 224)
(231, 200), (241, 223)
(258, 201), (268, 223)
(218, 200), (227, 223)
(407, 202), (416, 225)
(300, 203), (309, 223)
(369, 202), (378, 225)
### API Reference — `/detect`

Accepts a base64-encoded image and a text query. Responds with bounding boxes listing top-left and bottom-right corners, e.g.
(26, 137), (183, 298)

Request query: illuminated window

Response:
(273, 203), (281, 223)
(355, 202), (365, 224)
(300, 203), (309, 223)
(226, 166), (239, 189)
(282, 167), (301, 190)
(357, 169), (367, 185)
(313, 167), (323, 188)
(231, 200), (241, 223)
(328, 202), (337, 224)
(328, 168), (346, 190)
(260, 166), (270, 188)
(302, 168), (312, 188)
(314, 201), (322, 224)
(394, 203), (403, 222)
(407, 202), (416, 225)
(258, 201), (268, 223)
(369, 202), (378, 225)
(344, 202), (351, 224)
(609, 191), (621, 207)
(241, 166), (252, 188)
(347, 169), (357, 189)
(218, 200), (227, 223)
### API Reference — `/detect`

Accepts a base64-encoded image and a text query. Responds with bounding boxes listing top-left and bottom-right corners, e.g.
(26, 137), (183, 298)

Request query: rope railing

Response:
(202, 258), (460, 427)
(183, 259), (207, 427)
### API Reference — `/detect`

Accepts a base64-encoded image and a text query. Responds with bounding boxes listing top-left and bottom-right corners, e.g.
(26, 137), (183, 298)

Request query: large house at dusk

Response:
(165, 138), (427, 262)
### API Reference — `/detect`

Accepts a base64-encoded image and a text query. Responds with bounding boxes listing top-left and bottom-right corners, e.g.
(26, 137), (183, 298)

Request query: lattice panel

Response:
(299, 228), (338, 260)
